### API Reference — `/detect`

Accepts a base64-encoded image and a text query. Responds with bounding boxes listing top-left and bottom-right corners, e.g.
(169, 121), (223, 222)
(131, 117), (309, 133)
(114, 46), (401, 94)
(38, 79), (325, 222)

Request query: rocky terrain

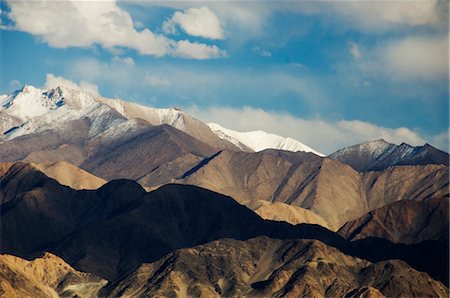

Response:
(329, 139), (449, 171)
(247, 200), (332, 230)
(178, 150), (448, 229)
(0, 85), (449, 297)
(103, 237), (448, 298)
(0, 252), (106, 298)
(1, 164), (448, 287)
(338, 197), (449, 244)
(32, 161), (107, 190)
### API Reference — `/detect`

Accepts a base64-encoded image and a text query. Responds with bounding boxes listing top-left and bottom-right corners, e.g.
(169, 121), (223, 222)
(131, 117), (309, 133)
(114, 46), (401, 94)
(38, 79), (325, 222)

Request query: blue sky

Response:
(0, 1), (448, 154)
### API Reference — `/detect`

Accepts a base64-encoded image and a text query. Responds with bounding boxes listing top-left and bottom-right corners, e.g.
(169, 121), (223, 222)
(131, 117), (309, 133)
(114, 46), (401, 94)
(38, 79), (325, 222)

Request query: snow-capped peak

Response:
(96, 97), (189, 130)
(1, 85), (62, 120)
(329, 139), (396, 159)
(0, 85), (98, 122)
(208, 123), (324, 156)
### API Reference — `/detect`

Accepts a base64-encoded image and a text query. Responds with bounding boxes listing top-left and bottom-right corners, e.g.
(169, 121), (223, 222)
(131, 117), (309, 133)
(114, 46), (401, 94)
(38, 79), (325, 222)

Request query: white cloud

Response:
(343, 34), (448, 82)
(430, 128), (449, 152)
(111, 56), (135, 66)
(163, 6), (225, 40)
(148, 1), (446, 38)
(349, 42), (361, 59)
(5, 0), (225, 60)
(185, 105), (435, 154)
(44, 73), (100, 96)
(173, 40), (226, 59)
(252, 46), (272, 57)
(144, 75), (170, 87)
(378, 35), (448, 81)
(330, 0), (446, 32)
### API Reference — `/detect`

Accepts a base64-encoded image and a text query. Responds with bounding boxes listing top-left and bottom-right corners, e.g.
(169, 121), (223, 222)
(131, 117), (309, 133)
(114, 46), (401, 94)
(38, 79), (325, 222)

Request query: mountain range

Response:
(1, 85), (448, 297)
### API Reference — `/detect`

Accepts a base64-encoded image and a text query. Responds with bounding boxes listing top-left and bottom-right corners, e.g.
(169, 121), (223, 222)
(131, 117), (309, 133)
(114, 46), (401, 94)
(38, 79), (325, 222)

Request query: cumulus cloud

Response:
(111, 56), (135, 66)
(185, 106), (438, 154)
(4, 0), (225, 59)
(44, 73), (100, 96)
(173, 40), (226, 59)
(163, 6), (225, 40)
(144, 75), (171, 87)
(252, 46), (272, 57)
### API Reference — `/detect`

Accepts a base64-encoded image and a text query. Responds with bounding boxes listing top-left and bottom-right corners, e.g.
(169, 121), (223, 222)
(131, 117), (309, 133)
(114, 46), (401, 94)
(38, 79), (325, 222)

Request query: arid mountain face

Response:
(1, 86), (449, 297)
(96, 97), (248, 152)
(1, 87), (448, 231)
(1, 165), (448, 289)
(103, 237), (448, 298)
(3, 125), (447, 230)
(338, 197), (449, 244)
(178, 149), (448, 229)
(329, 139), (449, 171)
(248, 200), (332, 229)
(31, 161), (107, 190)
(0, 253), (106, 298)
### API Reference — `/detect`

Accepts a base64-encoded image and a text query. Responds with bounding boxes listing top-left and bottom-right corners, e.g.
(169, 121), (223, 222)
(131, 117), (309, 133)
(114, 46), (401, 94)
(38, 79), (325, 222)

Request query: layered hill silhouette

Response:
(1, 85), (449, 296)
(103, 237), (448, 298)
(1, 163), (448, 288)
(1, 86), (448, 232)
(338, 197), (449, 244)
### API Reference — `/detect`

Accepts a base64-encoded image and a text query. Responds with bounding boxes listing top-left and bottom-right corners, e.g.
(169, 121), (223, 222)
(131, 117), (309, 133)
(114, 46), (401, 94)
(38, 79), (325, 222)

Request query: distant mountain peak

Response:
(208, 122), (324, 156)
(330, 139), (448, 171)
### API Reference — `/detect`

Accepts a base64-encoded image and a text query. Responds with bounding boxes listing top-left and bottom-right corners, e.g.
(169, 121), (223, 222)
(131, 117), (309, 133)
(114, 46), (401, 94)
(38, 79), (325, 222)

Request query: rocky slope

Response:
(1, 86), (448, 231)
(31, 161), (107, 190)
(338, 197), (449, 244)
(246, 200), (332, 230)
(103, 237), (448, 298)
(2, 128), (447, 231)
(1, 163), (448, 285)
(329, 139), (449, 171)
(0, 252), (106, 298)
(177, 149), (448, 229)
(0, 85), (272, 153)
(97, 97), (246, 152)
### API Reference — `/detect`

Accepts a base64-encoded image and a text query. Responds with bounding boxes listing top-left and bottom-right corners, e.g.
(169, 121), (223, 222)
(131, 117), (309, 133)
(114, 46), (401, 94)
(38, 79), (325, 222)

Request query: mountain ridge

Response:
(329, 139), (449, 171)
(1, 85), (323, 155)
(1, 164), (448, 285)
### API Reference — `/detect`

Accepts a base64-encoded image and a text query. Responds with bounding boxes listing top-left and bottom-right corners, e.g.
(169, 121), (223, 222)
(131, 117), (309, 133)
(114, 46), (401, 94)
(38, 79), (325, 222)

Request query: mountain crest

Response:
(330, 139), (448, 171)
(208, 122), (324, 156)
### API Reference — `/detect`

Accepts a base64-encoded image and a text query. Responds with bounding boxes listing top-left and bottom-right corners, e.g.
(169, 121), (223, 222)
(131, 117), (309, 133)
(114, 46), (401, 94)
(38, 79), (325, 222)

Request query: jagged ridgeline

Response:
(1, 85), (448, 297)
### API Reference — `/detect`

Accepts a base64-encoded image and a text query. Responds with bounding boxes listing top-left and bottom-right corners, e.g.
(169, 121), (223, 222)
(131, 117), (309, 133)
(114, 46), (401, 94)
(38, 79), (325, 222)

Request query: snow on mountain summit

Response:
(0, 84), (322, 155)
(0, 85), (98, 121)
(96, 97), (188, 131)
(208, 123), (324, 156)
(329, 139), (448, 171)
(1, 85), (64, 120)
